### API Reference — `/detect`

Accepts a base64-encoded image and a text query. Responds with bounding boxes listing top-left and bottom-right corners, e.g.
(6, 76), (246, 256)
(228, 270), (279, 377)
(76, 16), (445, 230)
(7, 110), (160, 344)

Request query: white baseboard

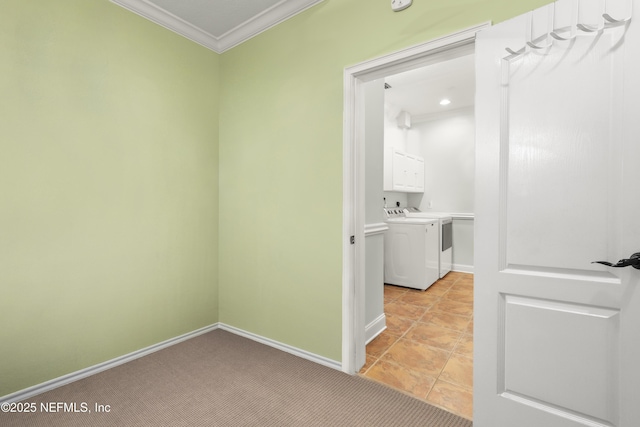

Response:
(1, 322), (343, 403)
(364, 314), (386, 345)
(453, 264), (474, 274)
(218, 323), (342, 371)
(1, 323), (219, 403)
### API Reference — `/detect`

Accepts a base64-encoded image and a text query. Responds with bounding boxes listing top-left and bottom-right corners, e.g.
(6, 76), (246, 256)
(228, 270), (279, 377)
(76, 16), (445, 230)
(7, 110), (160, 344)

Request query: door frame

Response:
(341, 22), (490, 375)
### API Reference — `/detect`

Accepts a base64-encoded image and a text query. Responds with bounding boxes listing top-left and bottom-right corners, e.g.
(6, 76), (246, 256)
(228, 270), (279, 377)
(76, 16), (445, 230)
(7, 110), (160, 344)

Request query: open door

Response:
(474, 0), (640, 426)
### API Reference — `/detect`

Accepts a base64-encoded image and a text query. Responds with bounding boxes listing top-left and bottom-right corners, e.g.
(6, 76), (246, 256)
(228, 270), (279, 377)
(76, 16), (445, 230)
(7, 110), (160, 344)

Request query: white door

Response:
(475, 0), (640, 426)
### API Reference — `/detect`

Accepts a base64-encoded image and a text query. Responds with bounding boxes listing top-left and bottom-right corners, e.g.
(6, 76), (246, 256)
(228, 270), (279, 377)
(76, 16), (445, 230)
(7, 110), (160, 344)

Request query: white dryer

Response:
(404, 208), (453, 278)
(384, 209), (439, 290)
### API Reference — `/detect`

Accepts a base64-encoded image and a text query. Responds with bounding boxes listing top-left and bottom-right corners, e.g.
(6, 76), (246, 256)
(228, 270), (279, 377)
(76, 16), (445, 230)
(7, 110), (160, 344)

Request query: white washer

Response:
(403, 208), (453, 278)
(384, 213), (439, 290)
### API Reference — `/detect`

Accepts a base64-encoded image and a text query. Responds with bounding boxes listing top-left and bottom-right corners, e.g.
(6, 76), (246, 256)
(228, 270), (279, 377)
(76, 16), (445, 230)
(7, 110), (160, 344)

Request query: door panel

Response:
(475, 0), (640, 426)
(501, 295), (619, 423)
(505, 31), (620, 272)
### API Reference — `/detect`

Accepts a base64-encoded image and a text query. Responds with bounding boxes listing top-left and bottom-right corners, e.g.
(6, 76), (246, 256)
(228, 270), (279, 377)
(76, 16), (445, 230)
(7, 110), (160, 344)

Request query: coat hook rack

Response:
(505, 0), (633, 57)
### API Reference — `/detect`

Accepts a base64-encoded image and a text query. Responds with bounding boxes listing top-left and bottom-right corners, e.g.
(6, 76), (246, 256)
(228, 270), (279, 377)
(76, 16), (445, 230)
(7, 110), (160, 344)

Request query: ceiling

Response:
(111, 0), (324, 53)
(384, 54), (475, 121)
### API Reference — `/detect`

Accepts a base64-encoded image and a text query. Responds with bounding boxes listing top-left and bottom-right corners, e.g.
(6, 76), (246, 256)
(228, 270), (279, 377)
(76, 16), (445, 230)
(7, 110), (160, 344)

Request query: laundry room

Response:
(382, 53), (475, 275)
(362, 49), (477, 333)
(360, 49), (476, 417)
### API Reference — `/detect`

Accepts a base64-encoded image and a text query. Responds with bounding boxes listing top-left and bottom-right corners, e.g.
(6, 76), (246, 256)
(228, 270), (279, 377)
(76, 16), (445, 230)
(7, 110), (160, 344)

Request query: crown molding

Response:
(111, 0), (221, 52)
(110, 0), (324, 54)
(218, 0), (324, 52)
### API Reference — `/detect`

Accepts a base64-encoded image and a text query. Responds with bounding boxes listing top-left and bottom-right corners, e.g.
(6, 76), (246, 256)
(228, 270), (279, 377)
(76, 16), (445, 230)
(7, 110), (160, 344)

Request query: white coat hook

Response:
(577, 0), (605, 32)
(603, 0), (633, 24)
(526, 8), (553, 49)
(550, 30), (577, 40)
(505, 10), (530, 56)
(505, 47), (525, 56)
(551, 0), (578, 40)
(527, 38), (553, 49)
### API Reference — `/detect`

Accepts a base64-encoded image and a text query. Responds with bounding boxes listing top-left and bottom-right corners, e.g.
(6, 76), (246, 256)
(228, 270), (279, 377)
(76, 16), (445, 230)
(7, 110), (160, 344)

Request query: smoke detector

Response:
(391, 0), (412, 12)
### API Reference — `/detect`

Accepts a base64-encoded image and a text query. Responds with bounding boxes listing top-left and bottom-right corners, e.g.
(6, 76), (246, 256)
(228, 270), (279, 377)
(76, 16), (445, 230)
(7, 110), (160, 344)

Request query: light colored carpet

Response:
(1, 330), (472, 426)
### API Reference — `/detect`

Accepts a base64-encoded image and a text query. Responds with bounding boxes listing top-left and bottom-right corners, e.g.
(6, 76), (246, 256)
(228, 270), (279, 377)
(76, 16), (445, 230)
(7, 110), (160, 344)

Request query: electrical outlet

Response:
(391, 0), (412, 12)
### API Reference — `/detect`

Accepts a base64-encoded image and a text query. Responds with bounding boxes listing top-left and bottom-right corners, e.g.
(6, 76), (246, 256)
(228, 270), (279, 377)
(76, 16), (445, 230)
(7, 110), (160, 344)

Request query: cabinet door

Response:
(414, 157), (425, 192)
(391, 149), (407, 191)
(404, 154), (416, 191)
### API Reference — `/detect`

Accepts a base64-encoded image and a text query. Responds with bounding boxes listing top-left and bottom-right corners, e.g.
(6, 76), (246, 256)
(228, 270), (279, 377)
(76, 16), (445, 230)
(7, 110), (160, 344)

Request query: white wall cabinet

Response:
(383, 147), (424, 193)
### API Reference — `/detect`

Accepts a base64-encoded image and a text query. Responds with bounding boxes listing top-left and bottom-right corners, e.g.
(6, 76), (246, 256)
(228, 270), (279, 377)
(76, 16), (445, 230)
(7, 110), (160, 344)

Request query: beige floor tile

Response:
(365, 359), (436, 400)
(427, 380), (473, 420)
(453, 334), (473, 359)
(381, 338), (450, 377)
(440, 353), (473, 389)
(371, 273), (475, 421)
(385, 314), (415, 336)
(384, 285), (408, 301)
(443, 289), (473, 304)
(444, 271), (468, 281)
(404, 322), (462, 352)
(430, 299), (473, 317)
(452, 279), (474, 290)
(420, 310), (471, 332)
(385, 301), (429, 321)
(366, 330), (400, 358)
(453, 333), (473, 358)
(422, 283), (451, 297)
(398, 291), (440, 307)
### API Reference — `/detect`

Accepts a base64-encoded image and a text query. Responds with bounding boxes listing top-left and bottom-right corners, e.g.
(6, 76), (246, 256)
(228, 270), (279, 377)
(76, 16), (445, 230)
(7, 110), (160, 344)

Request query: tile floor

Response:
(359, 272), (474, 420)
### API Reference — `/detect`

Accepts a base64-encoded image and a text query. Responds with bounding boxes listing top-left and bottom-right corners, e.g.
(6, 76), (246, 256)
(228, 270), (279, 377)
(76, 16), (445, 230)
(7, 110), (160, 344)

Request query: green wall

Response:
(0, 0), (220, 396)
(218, 0), (548, 362)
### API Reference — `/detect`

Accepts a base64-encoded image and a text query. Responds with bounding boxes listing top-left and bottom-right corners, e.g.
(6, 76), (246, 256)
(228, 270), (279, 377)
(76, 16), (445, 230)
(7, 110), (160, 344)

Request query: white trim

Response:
(110, 0), (324, 53)
(0, 323), (219, 403)
(342, 54), (360, 374)
(110, 0), (221, 51)
(453, 264), (475, 274)
(365, 314), (387, 344)
(218, 323), (342, 371)
(344, 22), (490, 82)
(217, 0), (325, 53)
(342, 22), (490, 375)
(364, 222), (389, 236)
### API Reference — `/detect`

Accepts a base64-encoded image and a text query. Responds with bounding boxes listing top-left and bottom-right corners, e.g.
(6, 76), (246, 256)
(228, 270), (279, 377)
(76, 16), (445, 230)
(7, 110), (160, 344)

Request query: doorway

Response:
(367, 46), (476, 420)
(341, 22), (489, 420)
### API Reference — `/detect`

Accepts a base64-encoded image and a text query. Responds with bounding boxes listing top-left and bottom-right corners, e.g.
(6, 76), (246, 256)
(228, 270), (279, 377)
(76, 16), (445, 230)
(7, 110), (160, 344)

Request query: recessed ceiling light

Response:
(439, 98), (451, 106)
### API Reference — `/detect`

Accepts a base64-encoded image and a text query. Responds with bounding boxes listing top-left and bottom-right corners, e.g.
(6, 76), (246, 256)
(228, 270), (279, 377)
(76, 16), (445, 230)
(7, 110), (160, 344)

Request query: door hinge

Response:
(350, 235), (355, 245)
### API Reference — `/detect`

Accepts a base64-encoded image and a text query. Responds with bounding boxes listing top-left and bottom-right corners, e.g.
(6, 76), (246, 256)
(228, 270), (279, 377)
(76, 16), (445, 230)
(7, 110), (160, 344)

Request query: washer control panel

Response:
(383, 208), (405, 218)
